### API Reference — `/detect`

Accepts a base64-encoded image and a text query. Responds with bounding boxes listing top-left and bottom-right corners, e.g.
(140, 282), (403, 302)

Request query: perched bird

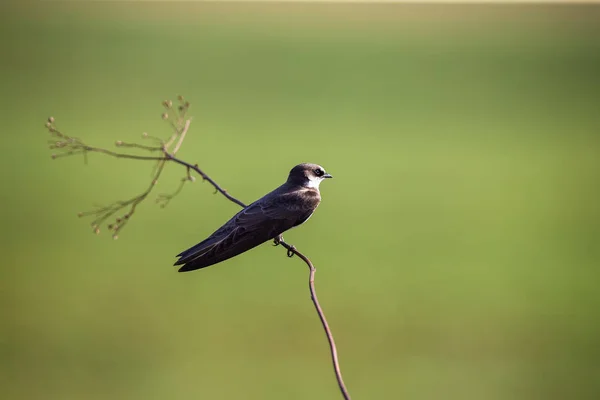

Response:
(174, 163), (333, 272)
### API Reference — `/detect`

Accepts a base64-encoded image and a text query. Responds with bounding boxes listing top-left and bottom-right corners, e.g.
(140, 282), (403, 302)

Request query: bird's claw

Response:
(287, 246), (296, 258)
(273, 236), (295, 257)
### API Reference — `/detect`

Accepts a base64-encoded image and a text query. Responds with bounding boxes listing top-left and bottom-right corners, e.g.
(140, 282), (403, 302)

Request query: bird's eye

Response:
(314, 169), (324, 177)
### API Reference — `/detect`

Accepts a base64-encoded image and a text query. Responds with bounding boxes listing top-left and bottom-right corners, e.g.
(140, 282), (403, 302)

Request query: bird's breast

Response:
(301, 188), (321, 205)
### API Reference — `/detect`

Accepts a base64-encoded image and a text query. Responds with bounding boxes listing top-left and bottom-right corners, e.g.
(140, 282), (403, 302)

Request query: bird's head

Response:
(287, 163), (333, 188)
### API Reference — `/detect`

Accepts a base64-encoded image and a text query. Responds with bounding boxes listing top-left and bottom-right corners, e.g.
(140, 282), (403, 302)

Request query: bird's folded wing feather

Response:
(174, 193), (311, 269)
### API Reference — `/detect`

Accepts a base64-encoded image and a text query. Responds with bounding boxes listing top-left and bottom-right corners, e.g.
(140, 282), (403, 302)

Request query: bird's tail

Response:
(174, 237), (221, 271)
(174, 228), (272, 272)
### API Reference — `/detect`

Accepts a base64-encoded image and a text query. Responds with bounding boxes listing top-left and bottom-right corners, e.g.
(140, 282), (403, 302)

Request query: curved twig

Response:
(277, 240), (351, 400)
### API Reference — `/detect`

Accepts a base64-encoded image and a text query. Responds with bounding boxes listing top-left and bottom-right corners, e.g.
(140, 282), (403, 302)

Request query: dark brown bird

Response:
(174, 163), (332, 272)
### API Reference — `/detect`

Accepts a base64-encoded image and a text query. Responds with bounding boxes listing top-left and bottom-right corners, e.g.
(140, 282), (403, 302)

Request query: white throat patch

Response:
(305, 177), (323, 189)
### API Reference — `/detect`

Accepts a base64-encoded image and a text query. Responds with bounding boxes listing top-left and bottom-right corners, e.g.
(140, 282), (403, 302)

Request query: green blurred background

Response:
(2, 2), (600, 399)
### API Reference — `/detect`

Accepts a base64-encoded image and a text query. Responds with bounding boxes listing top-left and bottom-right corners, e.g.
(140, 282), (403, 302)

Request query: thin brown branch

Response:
(115, 141), (163, 152)
(72, 146), (166, 161)
(45, 100), (192, 234)
(163, 153), (247, 208)
(277, 240), (351, 400)
(44, 99), (351, 399)
(78, 160), (167, 238)
(172, 119), (191, 155)
(156, 173), (190, 209)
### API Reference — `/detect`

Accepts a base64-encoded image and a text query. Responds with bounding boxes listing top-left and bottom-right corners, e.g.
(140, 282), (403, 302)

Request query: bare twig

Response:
(156, 171), (192, 209)
(79, 160), (166, 239)
(172, 119), (191, 155)
(163, 154), (247, 208)
(276, 239), (351, 400)
(44, 98), (351, 399)
(45, 99), (192, 235)
(114, 141), (163, 152)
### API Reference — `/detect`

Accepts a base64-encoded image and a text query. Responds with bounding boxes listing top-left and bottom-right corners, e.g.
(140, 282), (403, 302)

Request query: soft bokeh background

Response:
(2, 2), (599, 399)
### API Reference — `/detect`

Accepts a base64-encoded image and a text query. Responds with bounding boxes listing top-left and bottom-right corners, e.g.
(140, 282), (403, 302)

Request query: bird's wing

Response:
(175, 193), (312, 272)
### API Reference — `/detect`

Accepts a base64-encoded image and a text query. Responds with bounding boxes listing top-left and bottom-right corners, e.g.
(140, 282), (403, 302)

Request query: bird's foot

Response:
(286, 245), (296, 258)
(273, 236), (296, 258)
(273, 235), (284, 246)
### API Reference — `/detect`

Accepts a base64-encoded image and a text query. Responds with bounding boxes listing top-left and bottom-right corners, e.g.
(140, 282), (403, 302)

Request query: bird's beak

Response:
(323, 173), (333, 179)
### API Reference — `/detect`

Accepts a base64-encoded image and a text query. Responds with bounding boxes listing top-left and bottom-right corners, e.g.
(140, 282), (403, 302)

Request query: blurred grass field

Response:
(1, 2), (600, 399)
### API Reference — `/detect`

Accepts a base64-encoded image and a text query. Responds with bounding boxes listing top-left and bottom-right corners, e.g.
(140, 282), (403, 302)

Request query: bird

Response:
(174, 163), (333, 272)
